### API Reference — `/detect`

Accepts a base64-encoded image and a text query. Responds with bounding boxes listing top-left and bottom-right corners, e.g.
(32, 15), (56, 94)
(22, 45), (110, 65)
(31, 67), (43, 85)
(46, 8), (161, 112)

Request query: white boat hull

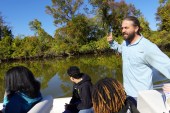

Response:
(1, 90), (169, 113)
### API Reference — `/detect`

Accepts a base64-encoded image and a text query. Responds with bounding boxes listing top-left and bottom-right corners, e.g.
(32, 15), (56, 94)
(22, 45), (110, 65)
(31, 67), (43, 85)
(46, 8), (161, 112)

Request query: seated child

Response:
(64, 66), (93, 113)
(1, 66), (42, 113)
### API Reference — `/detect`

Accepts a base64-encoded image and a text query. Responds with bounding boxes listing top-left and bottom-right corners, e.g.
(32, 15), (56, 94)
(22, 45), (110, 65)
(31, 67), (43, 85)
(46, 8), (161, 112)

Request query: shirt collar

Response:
(126, 35), (143, 46)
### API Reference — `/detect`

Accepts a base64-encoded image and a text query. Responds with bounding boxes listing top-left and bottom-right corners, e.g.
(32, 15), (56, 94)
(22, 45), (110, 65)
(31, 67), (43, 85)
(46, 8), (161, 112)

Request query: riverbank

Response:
(0, 49), (114, 63)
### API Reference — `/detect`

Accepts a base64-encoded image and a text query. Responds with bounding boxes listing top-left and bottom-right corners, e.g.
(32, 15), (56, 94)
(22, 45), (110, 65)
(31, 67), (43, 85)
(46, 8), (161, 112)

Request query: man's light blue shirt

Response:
(110, 36), (170, 97)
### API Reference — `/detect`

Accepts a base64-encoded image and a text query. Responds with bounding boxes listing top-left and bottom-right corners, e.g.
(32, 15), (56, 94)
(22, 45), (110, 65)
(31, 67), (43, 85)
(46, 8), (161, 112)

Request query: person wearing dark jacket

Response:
(64, 66), (93, 113)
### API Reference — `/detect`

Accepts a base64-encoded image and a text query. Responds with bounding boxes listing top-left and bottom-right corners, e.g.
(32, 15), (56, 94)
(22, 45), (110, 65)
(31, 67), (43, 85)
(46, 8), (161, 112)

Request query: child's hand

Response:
(64, 103), (69, 110)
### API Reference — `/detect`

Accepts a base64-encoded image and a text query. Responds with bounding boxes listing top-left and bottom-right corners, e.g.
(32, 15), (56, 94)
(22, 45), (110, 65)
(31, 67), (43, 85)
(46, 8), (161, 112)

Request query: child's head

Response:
(5, 66), (40, 98)
(92, 77), (126, 113)
(67, 66), (82, 79)
(67, 66), (83, 83)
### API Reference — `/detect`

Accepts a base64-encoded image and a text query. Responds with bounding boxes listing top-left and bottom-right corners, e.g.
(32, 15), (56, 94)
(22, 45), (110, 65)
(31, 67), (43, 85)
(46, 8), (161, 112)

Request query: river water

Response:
(0, 52), (169, 102)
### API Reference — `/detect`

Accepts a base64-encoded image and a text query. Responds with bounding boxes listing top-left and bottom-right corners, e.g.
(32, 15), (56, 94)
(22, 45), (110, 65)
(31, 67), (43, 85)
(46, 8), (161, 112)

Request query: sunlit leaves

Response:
(156, 0), (170, 31)
(0, 13), (13, 40)
(46, 0), (84, 26)
(138, 16), (151, 38)
(89, 0), (142, 36)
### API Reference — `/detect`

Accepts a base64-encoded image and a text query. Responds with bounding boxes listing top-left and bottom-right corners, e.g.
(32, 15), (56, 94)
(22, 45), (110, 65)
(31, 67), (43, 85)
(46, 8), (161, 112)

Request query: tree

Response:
(0, 12), (13, 40)
(11, 36), (23, 58)
(21, 36), (41, 58)
(0, 13), (5, 40)
(156, 0), (170, 31)
(29, 19), (42, 36)
(0, 13), (13, 59)
(54, 15), (91, 54)
(138, 16), (151, 38)
(89, 0), (142, 36)
(29, 19), (52, 40)
(29, 19), (53, 57)
(0, 36), (13, 59)
(46, 0), (84, 27)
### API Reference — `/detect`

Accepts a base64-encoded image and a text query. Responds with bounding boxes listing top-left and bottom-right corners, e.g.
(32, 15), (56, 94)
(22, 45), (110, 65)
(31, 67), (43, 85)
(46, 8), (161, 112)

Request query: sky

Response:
(0, 0), (159, 37)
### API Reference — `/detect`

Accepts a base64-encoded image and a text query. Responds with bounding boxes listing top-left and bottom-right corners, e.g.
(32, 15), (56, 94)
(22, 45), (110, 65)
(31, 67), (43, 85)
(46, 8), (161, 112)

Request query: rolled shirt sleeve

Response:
(109, 40), (123, 53)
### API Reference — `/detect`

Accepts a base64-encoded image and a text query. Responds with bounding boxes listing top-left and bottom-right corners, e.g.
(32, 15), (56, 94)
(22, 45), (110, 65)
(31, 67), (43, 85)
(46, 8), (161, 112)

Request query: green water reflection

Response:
(0, 53), (122, 102)
(1, 52), (170, 102)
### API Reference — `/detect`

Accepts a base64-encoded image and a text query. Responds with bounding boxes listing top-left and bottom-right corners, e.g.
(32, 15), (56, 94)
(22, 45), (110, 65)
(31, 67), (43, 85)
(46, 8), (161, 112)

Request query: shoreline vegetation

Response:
(0, 45), (170, 64)
(1, 0), (170, 63)
(0, 48), (114, 63)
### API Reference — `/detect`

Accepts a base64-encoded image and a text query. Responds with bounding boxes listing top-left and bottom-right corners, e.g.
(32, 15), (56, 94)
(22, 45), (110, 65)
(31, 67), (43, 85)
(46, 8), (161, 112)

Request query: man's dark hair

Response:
(5, 66), (41, 98)
(123, 16), (142, 35)
(67, 66), (82, 79)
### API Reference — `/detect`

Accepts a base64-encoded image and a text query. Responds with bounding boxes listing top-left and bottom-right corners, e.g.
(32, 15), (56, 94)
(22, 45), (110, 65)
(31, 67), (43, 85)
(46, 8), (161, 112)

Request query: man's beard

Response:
(123, 32), (135, 42)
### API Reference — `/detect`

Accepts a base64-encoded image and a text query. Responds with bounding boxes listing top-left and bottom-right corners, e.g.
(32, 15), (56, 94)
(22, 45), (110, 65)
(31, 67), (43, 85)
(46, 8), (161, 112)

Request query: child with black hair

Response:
(0, 66), (42, 113)
(64, 66), (93, 113)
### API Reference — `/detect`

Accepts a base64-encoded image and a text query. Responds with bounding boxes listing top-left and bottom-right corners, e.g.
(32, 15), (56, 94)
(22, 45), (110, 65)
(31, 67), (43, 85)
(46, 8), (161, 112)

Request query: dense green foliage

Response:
(156, 0), (170, 31)
(0, 0), (170, 60)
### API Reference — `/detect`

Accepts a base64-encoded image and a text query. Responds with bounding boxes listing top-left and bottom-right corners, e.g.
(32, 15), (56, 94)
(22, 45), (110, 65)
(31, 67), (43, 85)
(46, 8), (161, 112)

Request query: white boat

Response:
(0, 90), (170, 113)
(137, 90), (169, 113)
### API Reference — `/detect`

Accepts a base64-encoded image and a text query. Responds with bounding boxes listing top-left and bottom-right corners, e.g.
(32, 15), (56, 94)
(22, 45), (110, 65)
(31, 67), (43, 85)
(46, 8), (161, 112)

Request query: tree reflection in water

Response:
(0, 53), (123, 102)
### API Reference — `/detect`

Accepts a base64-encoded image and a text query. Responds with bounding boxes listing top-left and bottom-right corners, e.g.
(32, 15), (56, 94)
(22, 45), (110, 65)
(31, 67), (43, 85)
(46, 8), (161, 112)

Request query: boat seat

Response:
(137, 90), (168, 113)
(50, 97), (71, 113)
(28, 95), (53, 113)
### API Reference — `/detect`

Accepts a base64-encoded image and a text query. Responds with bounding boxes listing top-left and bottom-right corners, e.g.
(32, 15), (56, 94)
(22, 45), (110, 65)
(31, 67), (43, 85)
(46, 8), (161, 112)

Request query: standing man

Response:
(107, 16), (170, 100)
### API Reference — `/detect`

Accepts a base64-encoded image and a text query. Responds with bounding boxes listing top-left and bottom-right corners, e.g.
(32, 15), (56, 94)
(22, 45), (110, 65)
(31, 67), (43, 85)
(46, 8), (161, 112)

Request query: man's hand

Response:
(107, 32), (113, 44)
(163, 83), (170, 93)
